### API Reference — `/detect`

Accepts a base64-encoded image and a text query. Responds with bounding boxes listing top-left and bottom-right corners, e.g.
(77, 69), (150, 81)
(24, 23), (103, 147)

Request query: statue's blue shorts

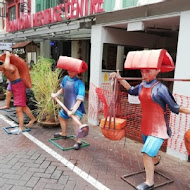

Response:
(142, 134), (164, 157)
(59, 109), (83, 120)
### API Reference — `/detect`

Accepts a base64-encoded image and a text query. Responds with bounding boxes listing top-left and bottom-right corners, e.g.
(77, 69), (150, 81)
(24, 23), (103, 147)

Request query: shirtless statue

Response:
(0, 51), (36, 134)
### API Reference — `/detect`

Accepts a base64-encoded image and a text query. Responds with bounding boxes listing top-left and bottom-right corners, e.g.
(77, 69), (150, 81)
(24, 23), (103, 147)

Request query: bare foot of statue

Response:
(0, 106), (10, 110)
(26, 119), (36, 127)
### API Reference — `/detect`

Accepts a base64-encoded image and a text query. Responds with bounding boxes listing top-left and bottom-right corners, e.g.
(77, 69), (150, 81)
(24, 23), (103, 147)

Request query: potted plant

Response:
(0, 85), (5, 100)
(30, 57), (60, 127)
(0, 74), (7, 100)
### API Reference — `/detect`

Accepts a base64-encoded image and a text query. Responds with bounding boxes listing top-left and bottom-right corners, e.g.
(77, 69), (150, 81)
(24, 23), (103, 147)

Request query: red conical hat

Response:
(124, 49), (174, 72)
(57, 56), (88, 74)
(0, 53), (31, 88)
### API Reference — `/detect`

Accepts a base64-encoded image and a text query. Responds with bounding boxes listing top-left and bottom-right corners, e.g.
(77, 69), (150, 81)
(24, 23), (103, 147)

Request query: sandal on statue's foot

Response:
(136, 182), (154, 190)
(54, 133), (68, 139)
(154, 155), (161, 166)
(10, 128), (22, 135)
(73, 142), (82, 150)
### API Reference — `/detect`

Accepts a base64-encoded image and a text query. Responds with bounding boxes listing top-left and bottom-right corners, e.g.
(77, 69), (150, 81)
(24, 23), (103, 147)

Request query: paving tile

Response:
(11, 162), (24, 170)
(33, 182), (46, 190)
(51, 170), (63, 179)
(1, 184), (13, 190)
(25, 176), (40, 188)
(6, 179), (27, 186)
(38, 178), (57, 184)
(45, 183), (64, 190)
(64, 180), (76, 190)
(33, 172), (51, 178)
(20, 171), (34, 181)
(11, 186), (32, 190)
(39, 160), (51, 169)
(0, 178), (8, 187)
(45, 165), (56, 174)
(58, 175), (69, 185)
(1, 174), (21, 180)
(15, 166), (29, 175)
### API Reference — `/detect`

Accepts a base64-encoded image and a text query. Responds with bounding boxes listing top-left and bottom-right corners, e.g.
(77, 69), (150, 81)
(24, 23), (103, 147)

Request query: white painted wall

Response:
(90, 25), (105, 91)
(88, 25), (105, 125)
(167, 11), (190, 161)
(173, 11), (190, 96)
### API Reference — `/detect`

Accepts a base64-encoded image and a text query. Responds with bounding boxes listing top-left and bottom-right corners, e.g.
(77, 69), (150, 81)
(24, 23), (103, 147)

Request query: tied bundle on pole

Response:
(99, 78), (127, 141)
(0, 53), (32, 88)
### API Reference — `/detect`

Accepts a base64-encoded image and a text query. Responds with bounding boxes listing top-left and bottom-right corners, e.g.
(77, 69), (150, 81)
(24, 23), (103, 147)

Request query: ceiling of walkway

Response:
(30, 28), (91, 43)
(106, 15), (180, 37)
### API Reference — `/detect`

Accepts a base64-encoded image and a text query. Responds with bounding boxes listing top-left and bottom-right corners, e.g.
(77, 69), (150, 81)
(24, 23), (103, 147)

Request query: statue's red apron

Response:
(139, 82), (169, 139)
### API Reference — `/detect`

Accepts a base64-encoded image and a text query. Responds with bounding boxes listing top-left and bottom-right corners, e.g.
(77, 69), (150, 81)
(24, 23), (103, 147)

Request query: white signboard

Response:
(128, 94), (140, 104)
(137, 0), (165, 6)
(0, 43), (12, 51)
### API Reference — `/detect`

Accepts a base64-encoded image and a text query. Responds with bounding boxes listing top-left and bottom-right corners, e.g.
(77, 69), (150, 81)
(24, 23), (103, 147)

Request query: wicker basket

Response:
(184, 129), (190, 155)
(100, 117), (126, 141)
(101, 127), (126, 141)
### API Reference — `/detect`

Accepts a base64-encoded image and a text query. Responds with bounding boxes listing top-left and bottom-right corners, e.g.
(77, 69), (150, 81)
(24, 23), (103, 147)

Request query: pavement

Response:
(0, 99), (189, 190)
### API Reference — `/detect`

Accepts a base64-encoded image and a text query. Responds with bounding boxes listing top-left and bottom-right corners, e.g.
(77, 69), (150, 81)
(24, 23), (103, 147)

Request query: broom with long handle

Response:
(53, 97), (89, 138)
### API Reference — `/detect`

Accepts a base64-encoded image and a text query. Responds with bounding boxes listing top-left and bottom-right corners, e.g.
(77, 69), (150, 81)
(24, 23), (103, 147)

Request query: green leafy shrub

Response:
(30, 57), (60, 123)
(0, 86), (4, 93)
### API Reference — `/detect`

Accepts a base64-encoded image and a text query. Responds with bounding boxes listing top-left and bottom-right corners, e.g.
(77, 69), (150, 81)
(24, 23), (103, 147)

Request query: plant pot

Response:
(38, 120), (60, 128)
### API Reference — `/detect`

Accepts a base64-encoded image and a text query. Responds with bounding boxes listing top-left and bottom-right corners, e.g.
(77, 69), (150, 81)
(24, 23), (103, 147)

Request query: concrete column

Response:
(166, 11), (190, 161)
(40, 40), (51, 58)
(71, 40), (80, 58)
(173, 11), (190, 97)
(116, 46), (124, 71)
(88, 25), (105, 125)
